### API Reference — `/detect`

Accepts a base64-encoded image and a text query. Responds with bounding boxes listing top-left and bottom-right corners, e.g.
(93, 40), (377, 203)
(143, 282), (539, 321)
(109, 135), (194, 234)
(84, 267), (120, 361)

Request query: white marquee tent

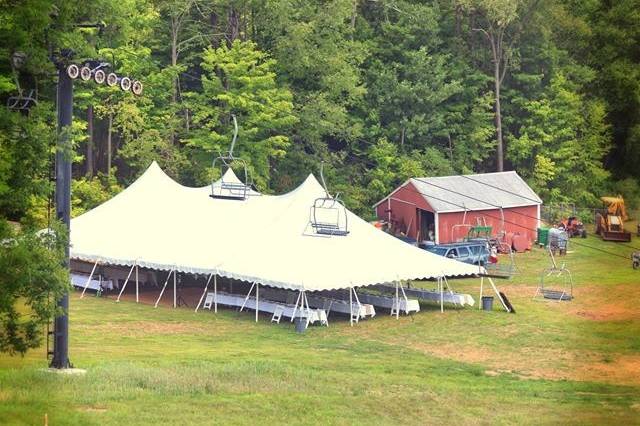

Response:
(70, 162), (506, 321)
(71, 161), (479, 288)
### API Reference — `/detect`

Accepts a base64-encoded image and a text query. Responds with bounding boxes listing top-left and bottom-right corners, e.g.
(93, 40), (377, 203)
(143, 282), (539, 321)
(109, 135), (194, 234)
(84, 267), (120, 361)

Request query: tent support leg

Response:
(256, 284), (259, 323)
(349, 288), (353, 327)
(479, 276), (484, 310)
(135, 262), (139, 303)
(195, 273), (213, 313)
(80, 260), (99, 298)
(239, 283), (255, 312)
(154, 269), (174, 308)
(352, 287), (362, 321)
(395, 281), (400, 319)
(488, 277), (509, 312)
(440, 276), (444, 313)
(214, 274), (218, 313)
(291, 290), (301, 322)
(400, 281), (409, 314)
(173, 270), (177, 308)
(116, 264), (136, 302)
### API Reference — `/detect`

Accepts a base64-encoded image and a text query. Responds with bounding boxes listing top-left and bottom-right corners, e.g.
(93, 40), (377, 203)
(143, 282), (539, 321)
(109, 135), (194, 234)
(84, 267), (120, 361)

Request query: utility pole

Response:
(50, 53), (73, 369)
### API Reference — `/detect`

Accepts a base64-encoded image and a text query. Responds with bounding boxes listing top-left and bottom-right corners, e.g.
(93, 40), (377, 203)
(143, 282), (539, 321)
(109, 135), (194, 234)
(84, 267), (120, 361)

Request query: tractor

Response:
(595, 196), (632, 242)
(559, 216), (587, 238)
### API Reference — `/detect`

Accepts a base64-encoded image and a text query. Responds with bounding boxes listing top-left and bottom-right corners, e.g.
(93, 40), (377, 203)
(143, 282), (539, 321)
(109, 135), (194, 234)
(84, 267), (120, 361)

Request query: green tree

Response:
(186, 40), (297, 190)
(0, 221), (69, 355)
(508, 73), (611, 205)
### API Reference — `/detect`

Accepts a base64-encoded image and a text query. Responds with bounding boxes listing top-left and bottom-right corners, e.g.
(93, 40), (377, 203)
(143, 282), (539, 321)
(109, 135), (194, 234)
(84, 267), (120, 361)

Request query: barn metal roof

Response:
(375, 171), (542, 213)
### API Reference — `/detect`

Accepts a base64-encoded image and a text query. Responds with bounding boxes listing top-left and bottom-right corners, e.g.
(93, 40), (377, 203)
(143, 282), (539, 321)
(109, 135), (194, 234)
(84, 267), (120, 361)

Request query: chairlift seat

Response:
(312, 221), (350, 236)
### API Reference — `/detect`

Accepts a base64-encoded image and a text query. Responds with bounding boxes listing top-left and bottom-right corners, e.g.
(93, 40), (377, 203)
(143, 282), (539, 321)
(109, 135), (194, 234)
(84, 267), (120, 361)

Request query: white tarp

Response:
(70, 162), (481, 291)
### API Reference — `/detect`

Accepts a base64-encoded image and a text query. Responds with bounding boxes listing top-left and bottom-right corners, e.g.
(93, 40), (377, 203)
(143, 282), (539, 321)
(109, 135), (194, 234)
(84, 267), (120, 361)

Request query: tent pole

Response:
(80, 260), (99, 298)
(239, 283), (255, 312)
(440, 276), (444, 313)
(135, 262), (139, 303)
(479, 276), (484, 310)
(154, 269), (173, 308)
(255, 284), (259, 323)
(291, 290), (301, 322)
(349, 288), (353, 327)
(352, 286), (362, 322)
(173, 269), (177, 308)
(195, 273), (213, 313)
(395, 281), (400, 319)
(214, 274), (218, 313)
(116, 264), (136, 302)
(399, 281), (409, 314)
(488, 277), (509, 312)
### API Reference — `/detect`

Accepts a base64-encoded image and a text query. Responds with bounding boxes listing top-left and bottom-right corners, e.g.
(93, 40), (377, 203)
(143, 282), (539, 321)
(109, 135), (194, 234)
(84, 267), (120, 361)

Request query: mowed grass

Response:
(1, 233), (640, 425)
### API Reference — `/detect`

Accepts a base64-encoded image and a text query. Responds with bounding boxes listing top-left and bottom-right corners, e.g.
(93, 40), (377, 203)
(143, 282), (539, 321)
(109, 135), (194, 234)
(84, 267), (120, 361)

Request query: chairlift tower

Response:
(48, 45), (143, 369)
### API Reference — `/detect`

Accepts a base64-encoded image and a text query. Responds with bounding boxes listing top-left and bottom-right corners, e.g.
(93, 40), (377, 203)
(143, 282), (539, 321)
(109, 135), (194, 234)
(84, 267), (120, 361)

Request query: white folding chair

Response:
(271, 305), (285, 324)
(316, 309), (328, 327)
(203, 292), (214, 310)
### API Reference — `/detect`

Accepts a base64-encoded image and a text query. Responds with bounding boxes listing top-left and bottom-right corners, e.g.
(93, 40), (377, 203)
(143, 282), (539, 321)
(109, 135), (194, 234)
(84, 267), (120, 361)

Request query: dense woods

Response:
(2, 0), (640, 225)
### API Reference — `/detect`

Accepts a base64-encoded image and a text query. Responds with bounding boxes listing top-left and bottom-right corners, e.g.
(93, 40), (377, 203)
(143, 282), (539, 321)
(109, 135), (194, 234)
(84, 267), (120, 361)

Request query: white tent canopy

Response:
(70, 162), (480, 291)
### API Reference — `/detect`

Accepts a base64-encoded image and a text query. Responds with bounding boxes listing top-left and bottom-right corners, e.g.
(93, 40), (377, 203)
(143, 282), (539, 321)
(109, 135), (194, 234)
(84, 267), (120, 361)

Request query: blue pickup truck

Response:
(421, 241), (490, 265)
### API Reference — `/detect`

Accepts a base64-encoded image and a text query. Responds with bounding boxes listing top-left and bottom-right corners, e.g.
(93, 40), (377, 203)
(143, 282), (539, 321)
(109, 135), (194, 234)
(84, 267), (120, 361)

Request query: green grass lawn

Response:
(1, 234), (640, 425)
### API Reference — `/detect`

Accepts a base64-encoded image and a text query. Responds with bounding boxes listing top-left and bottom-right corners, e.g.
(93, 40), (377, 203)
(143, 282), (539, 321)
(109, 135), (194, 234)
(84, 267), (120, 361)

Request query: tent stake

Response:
(116, 263), (136, 302)
(80, 260), (99, 298)
(195, 273), (214, 312)
(154, 268), (174, 308)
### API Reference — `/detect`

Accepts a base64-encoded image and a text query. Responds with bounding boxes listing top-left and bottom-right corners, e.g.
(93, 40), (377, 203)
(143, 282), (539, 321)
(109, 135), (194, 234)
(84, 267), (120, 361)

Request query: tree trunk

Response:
(170, 19), (178, 145)
(107, 113), (113, 176)
(86, 105), (94, 177)
(493, 54), (504, 172)
(351, 0), (358, 33)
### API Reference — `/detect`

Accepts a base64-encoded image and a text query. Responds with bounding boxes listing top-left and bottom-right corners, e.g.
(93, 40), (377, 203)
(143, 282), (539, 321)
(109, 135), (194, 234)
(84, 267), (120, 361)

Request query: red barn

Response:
(374, 171), (542, 245)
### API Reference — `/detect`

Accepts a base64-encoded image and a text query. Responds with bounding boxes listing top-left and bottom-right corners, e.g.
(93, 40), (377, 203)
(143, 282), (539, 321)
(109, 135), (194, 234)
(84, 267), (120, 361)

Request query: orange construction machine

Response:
(595, 196), (632, 242)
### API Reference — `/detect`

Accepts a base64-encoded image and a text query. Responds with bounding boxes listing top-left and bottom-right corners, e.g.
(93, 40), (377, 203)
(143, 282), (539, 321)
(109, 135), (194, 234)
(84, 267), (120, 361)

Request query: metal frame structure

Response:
(309, 163), (350, 236)
(210, 115), (252, 201)
(533, 247), (574, 302)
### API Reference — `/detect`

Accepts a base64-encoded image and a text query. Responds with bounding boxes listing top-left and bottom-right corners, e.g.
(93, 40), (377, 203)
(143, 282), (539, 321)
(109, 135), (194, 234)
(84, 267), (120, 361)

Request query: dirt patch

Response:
(566, 284), (640, 322)
(573, 354), (640, 386)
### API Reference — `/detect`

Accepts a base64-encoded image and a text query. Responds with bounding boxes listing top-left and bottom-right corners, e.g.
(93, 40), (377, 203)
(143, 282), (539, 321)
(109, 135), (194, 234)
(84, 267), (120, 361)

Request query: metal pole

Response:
(50, 65), (73, 369)
(135, 263), (139, 303)
(214, 274), (218, 313)
(173, 269), (177, 308)
(255, 284), (259, 322)
(349, 288), (353, 327)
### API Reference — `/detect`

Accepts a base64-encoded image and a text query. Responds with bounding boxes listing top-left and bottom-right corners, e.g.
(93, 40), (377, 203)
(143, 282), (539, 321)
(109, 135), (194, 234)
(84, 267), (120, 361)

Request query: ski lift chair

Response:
(534, 247), (573, 301)
(210, 115), (252, 201)
(6, 89), (37, 112)
(311, 197), (350, 236)
(309, 163), (350, 236)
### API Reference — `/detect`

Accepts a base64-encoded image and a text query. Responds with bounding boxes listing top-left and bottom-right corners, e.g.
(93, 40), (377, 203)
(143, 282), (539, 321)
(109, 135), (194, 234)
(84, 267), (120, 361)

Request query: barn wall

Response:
(375, 182), (433, 240)
(437, 205), (539, 243)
